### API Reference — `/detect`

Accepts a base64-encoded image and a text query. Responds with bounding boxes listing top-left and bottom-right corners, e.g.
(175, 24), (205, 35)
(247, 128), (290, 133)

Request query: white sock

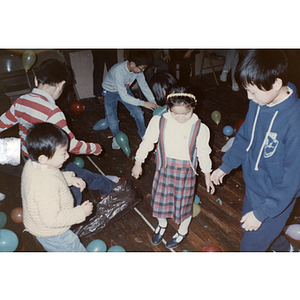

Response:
(178, 216), (192, 236)
(156, 218), (167, 235)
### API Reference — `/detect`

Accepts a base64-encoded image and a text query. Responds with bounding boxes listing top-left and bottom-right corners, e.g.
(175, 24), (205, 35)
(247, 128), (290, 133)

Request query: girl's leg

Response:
(152, 218), (168, 245)
(178, 216), (192, 236)
(166, 216), (191, 249)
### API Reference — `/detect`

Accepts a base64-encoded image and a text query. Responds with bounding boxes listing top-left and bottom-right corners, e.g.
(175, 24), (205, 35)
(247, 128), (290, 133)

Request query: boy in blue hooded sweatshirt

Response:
(211, 50), (300, 252)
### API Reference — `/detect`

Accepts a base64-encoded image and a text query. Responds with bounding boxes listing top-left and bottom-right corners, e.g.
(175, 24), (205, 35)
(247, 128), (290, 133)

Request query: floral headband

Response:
(166, 93), (197, 103)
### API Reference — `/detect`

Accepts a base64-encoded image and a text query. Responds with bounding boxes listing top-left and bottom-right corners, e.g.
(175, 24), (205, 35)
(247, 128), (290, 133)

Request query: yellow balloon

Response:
(22, 50), (36, 71)
(192, 203), (201, 218)
(211, 110), (221, 125)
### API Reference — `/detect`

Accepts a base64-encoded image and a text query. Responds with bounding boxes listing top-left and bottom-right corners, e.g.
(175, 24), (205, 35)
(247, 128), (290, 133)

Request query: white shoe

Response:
(232, 81), (239, 92)
(105, 175), (120, 183)
(219, 71), (228, 82)
(0, 192), (6, 201)
(289, 243), (300, 252)
(112, 137), (120, 150)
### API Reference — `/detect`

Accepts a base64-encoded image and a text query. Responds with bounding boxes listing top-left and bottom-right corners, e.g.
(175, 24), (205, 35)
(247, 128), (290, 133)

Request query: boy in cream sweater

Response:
(22, 123), (93, 252)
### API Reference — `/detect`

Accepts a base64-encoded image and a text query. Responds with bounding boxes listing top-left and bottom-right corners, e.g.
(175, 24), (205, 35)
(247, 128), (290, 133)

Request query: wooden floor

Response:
(1, 71), (300, 252)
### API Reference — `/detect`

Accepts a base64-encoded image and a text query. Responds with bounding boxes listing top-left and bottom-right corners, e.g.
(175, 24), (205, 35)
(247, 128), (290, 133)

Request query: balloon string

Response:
(86, 156), (105, 175)
(25, 70), (32, 88)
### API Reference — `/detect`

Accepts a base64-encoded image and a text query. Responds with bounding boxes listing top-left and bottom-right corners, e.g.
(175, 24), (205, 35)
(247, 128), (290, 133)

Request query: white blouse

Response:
(135, 112), (212, 173)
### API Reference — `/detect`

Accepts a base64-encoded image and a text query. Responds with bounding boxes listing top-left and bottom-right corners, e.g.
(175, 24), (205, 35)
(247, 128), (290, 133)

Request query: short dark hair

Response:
(166, 86), (197, 110)
(127, 50), (153, 67)
(239, 49), (288, 91)
(35, 59), (74, 87)
(26, 122), (69, 161)
(150, 71), (177, 106)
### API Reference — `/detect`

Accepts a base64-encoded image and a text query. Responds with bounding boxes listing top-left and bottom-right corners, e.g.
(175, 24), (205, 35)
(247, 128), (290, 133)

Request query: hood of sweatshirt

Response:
(245, 82), (299, 171)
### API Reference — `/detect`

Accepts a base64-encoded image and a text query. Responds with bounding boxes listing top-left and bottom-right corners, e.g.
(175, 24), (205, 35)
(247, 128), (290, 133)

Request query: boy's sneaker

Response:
(232, 81), (240, 92)
(289, 243), (300, 252)
(112, 137), (120, 150)
(105, 175), (120, 183)
(219, 71), (228, 82)
(0, 192), (5, 201)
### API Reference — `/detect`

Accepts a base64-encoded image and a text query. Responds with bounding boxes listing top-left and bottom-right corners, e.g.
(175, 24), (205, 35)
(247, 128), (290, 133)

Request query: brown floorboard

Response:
(1, 72), (300, 253)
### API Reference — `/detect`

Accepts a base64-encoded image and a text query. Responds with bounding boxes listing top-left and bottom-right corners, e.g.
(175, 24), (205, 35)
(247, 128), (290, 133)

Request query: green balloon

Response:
(87, 239), (107, 252)
(0, 212), (7, 229)
(73, 157), (85, 168)
(116, 132), (131, 156)
(153, 105), (167, 116)
(22, 50), (36, 71)
(211, 110), (221, 125)
(0, 229), (19, 252)
(107, 245), (126, 252)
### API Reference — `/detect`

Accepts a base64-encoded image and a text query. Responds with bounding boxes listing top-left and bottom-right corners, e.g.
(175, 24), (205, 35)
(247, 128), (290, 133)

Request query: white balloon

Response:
(221, 137), (235, 152)
(284, 224), (300, 240)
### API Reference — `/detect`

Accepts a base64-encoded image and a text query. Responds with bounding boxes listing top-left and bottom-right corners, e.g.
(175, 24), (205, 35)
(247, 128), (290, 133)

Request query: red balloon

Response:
(234, 118), (245, 133)
(70, 101), (85, 115)
(202, 243), (221, 252)
(10, 207), (23, 223)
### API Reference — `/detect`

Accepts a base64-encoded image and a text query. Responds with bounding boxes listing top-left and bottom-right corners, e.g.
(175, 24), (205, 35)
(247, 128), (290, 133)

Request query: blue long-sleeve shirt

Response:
(220, 82), (300, 222)
(102, 61), (156, 106)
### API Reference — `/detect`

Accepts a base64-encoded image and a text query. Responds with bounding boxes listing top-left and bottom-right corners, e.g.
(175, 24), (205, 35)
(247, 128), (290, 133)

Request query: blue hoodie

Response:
(220, 83), (300, 222)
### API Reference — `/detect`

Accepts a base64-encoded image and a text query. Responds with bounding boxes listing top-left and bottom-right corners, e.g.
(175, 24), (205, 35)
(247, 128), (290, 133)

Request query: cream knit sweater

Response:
(21, 160), (86, 238)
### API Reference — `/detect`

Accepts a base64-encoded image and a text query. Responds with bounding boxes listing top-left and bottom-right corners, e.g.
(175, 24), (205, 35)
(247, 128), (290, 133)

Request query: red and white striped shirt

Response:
(0, 88), (101, 157)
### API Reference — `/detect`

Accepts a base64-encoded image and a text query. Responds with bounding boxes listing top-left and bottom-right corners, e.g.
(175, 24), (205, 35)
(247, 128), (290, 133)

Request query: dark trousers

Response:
(167, 50), (193, 85)
(91, 49), (118, 97)
(64, 162), (115, 206)
(240, 188), (296, 252)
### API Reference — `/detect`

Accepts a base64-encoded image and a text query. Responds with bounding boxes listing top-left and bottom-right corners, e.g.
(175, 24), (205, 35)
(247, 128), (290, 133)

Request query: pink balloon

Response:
(284, 224), (300, 240)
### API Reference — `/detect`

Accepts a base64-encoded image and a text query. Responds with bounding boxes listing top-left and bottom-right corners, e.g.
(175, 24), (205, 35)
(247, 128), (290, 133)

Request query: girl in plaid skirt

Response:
(132, 87), (215, 249)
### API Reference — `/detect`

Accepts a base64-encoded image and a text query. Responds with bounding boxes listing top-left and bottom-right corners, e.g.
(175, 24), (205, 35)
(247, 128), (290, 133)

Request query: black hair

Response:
(26, 122), (69, 161)
(238, 49), (288, 91)
(166, 86), (197, 110)
(149, 71), (177, 106)
(127, 50), (153, 67)
(35, 59), (74, 87)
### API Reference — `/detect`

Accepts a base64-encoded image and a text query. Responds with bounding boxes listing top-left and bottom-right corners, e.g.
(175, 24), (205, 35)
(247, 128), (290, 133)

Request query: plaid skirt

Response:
(151, 157), (196, 224)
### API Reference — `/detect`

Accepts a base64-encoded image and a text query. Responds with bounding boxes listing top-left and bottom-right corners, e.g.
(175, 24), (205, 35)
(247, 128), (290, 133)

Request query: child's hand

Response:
(81, 200), (93, 217)
(211, 168), (226, 185)
(131, 162), (142, 179)
(70, 176), (86, 192)
(183, 50), (192, 59)
(144, 102), (157, 111)
(163, 53), (170, 62)
(204, 173), (215, 194)
(240, 211), (262, 231)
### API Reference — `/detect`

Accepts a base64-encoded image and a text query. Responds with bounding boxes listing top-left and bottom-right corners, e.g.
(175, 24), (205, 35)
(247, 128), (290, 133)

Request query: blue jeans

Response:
(240, 188), (296, 252)
(64, 162), (115, 206)
(103, 89), (146, 138)
(36, 230), (86, 252)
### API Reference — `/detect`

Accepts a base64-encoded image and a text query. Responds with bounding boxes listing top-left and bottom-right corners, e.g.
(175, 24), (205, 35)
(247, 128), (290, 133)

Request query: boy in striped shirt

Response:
(0, 58), (115, 205)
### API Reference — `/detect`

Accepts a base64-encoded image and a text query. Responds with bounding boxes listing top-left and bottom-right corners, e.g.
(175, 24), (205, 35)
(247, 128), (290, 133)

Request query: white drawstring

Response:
(254, 111), (278, 171)
(246, 106), (260, 152)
